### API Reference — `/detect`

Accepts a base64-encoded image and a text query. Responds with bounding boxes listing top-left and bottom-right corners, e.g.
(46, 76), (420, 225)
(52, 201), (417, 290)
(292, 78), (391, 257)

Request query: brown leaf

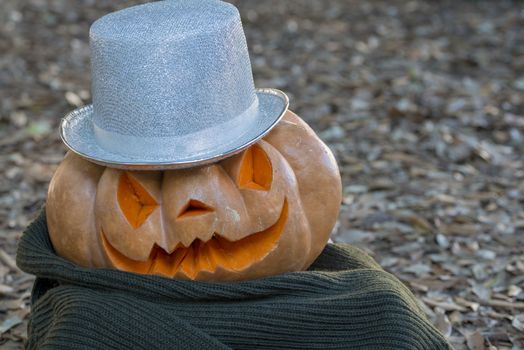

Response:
(0, 284), (15, 296)
(466, 332), (485, 350)
(434, 310), (452, 337)
(422, 297), (467, 312)
(408, 214), (434, 234)
(0, 248), (19, 272)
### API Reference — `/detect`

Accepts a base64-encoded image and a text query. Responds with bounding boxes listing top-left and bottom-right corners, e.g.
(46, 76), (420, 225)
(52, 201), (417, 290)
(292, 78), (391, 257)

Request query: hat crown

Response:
(89, 0), (257, 139)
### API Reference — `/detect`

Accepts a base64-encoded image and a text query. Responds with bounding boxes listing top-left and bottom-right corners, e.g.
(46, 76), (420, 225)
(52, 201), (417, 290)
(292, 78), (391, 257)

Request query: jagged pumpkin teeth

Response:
(180, 246), (198, 278)
(46, 112), (342, 281)
(206, 239), (229, 269)
(168, 248), (187, 276)
(150, 249), (173, 277)
(193, 242), (204, 272)
(101, 200), (289, 276)
(197, 242), (214, 272)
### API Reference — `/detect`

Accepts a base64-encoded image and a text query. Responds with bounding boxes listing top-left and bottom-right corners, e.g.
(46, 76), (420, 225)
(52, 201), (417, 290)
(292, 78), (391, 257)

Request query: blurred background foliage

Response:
(1, 1), (524, 349)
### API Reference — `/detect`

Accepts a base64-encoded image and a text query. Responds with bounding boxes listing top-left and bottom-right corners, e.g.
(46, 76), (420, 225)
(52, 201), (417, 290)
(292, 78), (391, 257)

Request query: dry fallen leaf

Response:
(0, 316), (22, 335)
(512, 314), (524, 332)
(466, 331), (486, 350)
(2, 0), (524, 348)
(434, 310), (452, 337)
(0, 284), (15, 296)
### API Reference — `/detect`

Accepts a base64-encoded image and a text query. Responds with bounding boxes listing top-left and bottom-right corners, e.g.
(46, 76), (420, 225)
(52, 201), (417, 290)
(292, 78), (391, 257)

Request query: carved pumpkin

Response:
(46, 111), (342, 281)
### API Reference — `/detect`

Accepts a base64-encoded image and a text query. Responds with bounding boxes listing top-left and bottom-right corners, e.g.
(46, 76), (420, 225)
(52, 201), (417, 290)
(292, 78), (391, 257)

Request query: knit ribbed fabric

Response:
(17, 210), (452, 350)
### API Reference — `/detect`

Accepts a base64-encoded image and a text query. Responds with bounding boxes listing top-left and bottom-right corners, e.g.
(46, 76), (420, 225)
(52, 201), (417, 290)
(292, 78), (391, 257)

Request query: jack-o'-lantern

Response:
(46, 111), (341, 281)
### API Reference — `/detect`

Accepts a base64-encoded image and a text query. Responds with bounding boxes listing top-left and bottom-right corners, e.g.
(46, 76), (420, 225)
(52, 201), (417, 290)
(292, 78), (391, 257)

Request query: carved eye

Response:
(118, 173), (158, 228)
(237, 144), (273, 191)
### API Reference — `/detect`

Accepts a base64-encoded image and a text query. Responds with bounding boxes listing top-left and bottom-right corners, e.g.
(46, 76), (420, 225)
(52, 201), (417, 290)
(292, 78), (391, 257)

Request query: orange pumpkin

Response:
(46, 111), (342, 281)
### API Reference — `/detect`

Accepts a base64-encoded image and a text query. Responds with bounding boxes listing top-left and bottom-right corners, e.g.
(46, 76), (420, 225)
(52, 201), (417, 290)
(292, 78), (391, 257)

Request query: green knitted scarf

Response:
(17, 210), (451, 350)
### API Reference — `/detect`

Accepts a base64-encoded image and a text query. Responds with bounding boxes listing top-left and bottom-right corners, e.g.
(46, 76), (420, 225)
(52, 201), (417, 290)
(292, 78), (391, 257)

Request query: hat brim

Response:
(60, 88), (289, 170)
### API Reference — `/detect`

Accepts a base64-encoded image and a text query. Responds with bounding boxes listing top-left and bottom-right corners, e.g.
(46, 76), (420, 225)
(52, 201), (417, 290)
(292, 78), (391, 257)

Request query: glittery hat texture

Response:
(60, 0), (289, 169)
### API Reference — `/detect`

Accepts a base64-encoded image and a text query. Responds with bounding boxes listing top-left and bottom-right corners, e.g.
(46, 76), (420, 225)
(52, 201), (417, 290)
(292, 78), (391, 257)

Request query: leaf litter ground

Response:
(1, 1), (523, 349)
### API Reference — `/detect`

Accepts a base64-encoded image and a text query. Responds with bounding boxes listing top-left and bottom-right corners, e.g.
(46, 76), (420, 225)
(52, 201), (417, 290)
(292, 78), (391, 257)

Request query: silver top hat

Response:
(60, 0), (288, 169)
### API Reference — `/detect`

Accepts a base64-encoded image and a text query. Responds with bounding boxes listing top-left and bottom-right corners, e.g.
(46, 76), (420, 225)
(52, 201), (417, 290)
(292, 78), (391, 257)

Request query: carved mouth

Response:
(101, 199), (288, 279)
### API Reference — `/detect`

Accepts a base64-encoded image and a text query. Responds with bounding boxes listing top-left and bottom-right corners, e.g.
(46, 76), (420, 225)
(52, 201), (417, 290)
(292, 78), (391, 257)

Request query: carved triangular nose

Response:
(177, 199), (215, 219)
(161, 164), (244, 250)
(161, 198), (217, 248)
